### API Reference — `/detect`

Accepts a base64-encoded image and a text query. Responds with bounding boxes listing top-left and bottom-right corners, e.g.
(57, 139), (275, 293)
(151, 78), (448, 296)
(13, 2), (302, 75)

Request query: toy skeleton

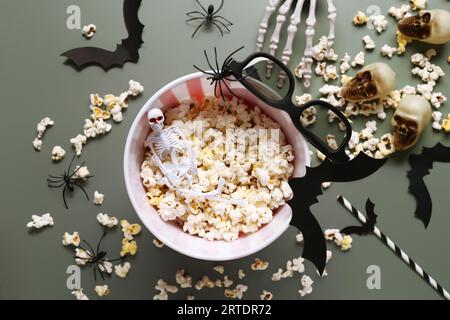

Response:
(256, 0), (336, 88)
(145, 108), (226, 200)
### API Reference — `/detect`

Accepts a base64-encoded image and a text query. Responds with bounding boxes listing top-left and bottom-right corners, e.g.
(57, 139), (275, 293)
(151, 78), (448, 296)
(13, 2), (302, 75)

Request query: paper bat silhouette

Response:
(288, 152), (386, 274)
(61, 0), (144, 71)
(341, 198), (378, 235)
(407, 143), (450, 228)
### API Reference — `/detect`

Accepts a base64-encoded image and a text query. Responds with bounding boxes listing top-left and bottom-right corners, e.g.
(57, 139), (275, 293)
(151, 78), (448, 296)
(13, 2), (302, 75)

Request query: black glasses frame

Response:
(224, 52), (351, 164)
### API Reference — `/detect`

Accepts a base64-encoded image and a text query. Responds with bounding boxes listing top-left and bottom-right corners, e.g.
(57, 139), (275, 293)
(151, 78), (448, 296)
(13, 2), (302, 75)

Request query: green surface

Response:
(0, 0), (449, 300)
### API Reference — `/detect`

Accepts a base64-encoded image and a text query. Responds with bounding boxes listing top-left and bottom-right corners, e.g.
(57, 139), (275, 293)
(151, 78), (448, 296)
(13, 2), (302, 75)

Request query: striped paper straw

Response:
(337, 195), (450, 300)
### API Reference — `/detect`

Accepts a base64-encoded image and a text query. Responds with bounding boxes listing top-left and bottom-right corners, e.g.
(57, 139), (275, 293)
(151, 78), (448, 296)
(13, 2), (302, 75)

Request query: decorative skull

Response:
(391, 95), (431, 151)
(341, 63), (396, 103)
(147, 108), (165, 131)
(398, 9), (450, 44)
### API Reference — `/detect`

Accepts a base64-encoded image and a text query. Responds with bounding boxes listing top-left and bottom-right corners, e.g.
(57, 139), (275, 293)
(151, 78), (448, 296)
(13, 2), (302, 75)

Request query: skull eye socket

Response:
(157, 116), (163, 121)
(361, 71), (372, 82)
(406, 120), (418, 130)
(149, 118), (157, 123)
(366, 85), (377, 96)
(422, 12), (431, 24)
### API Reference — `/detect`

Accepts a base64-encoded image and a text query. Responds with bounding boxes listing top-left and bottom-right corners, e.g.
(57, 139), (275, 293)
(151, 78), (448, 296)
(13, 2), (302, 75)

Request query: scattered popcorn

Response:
(98, 261), (113, 274)
(153, 239), (165, 248)
(187, 295), (195, 300)
(388, 5), (410, 21)
(72, 288), (89, 300)
(82, 24), (96, 39)
(326, 134), (338, 150)
(340, 235), (353, 251)
(430, 93), (447, 109)
(353, 11), (368, 25)
(120, 238), (138, 257)
(128, 80), (144, 97)
(238, 269), (246, 280)
(114, 262), (131, 278)
(75, 248), (92, 265)
(369, 14), (388, 33)
(26, 213), (54, 229)
(73, 165), (90, 180)
(96, 213), (118, 228)
(51, 146), (66, 161)
(93, 191), (104, 205)
(300, 106), (317, 127)
(195, 275), (216, 290)
(62, 231), (80, 247)
(442, 115), (450, 133)
(296, 232), (304, 243)
(340, 53), (351, 74)
(95, 285), (110, 297)
(32, 138), (43, 151)
(260, 290), (273, 300)
(33, 117), (54, 151)
(381, 44), (397, 58)
(213, 265), (225, 274)
(316, 150), (326, 161)
(120, 219), (141, 240)
(362, 35), (375, 50)
(295, 94), (312, 105)
(154, 279), (178, 300)
(410, 0), (427, 11)
(176, 269), (193, 288)
(299, 275), (314, 297)
(321, 182), (332, 189)
(251, 258), (269, 271)
(351, 51), (365, 67)
(70, 134), (87, 156)
(224, 284), (248, 299)
(222, 276), (234, 288)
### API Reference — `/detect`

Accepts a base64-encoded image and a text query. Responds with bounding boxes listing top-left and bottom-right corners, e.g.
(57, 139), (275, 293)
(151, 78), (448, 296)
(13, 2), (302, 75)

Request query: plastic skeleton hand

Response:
(145, 108), (223, 199)
(255, 0), (336, 88)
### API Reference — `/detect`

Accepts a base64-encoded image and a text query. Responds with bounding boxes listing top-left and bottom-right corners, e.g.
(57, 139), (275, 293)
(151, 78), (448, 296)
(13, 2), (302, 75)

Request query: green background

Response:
(0, 0), (449, 300)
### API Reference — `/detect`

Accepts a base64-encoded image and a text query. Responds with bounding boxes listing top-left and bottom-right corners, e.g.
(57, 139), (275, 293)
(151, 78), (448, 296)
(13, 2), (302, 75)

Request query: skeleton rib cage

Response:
(256, 0), (336, 88)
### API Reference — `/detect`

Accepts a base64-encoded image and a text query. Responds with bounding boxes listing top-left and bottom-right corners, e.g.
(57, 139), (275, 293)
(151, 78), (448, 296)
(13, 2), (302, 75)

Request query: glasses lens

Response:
(242, 57), (291, 103)
(300, 105), (348, 154)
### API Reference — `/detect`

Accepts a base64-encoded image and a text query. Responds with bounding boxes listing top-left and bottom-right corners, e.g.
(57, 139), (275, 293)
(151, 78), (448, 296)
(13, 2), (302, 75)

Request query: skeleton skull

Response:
(398, 9), (450, 44)
(341, 63), (396, 103)
(391, 95), (431, 151)
(147, 108), (165, 131)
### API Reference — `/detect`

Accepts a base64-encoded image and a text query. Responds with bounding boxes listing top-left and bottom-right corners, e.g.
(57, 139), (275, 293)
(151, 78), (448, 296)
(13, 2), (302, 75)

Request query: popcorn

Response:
(351, 51), (365, 68)
(362, 35), (375, 50)
(73, 165), (90, 180)
(26, 213), (54, 229)
(299, 275), (314, 297)
(32, 138), (43, 151)
(222, 276), (233, 288)
(300, 106), (317, 127)
(93, 191), (104, 205)
(62, 232), (80, 247)
(388, 5), (410, 21)
(251, 258), (269, 271)
(381, 45), (397, 58)
(111, 105), (123, 123)
(72, 288), (89, 300)
(295, 94), (312, 105)
(120, 238), (138, 257)
(224, 284), (248, 299)
(153, 239), (165, 248)
(195, 275), (216, 290)
(120, 219), (141, 240)
(176, 269), (193, 288)
(95, 285), (110, 297)
(442, 115), (450, 133)
(340, 235), (353, 251)
(98, 261), (113, 274)
(410, 0), (427, 11)
(396, 31), (411, 54)
(340, 53), (351, 74)
(90, 94), (103, 108)
(321, 182), (332, 189)
(70, 134), (87, 156)
(33, 117), (54, 151)
(82, 24), (96, 38)
(369, 15), (388, 33)
(260, 290), (273, 300)
(417, 83), (433, 100)
(430, 93), (447, 109)
(187, 295), (195, 300)
(128, 80), (144, 97)
(213, 265), (225, 274)
(114, 262), (131, 278)
(96, 213), (118, 228)
(238, 269), (246, 280)
(51, 146), (66, 161)
(75, 248), (92, 265)
(353, 11), (368, 25)
(326, 134), (338, 150)
(296, 232), (304, 243)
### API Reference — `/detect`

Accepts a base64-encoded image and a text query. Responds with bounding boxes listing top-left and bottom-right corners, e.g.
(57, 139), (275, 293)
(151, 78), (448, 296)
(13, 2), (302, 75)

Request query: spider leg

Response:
(186, 11), (206, 17)
(213, 15), (233, 25)
(204, 50), (218, 74)
(93, 264), (98, 283)
(48, 182), (66, 188)
(191, 20), (207, 38)
(73, 182), (90, 201)
(67, 155), (76, 174)
(222, 46), (245, 70)
(214, 47), (221, 73)
(69, 161), (85, 178)
(211, 18), (231, 32)
(47, 178), (64, 183)
(62, 184), (69, 209)
(97, 264), (105, 281)
(48, 175), (63, 179)
(193, 65), (216, 77)
(210, 21), (224, 37)
(96, 231), (107, 255)
(186, 17), (206, 23)
(83, 240), (96, 257)
(218, 80), (226, 101)
(222, 79), (240, 100)
(214, 80), (219, 99)
(213, 0), (224, 15)
(195, 0), (208, 14)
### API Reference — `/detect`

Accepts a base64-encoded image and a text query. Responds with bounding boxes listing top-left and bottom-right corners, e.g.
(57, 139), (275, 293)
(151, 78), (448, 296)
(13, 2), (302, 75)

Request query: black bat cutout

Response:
(61, 0), (144, 71)
(407, 143), (450, 228)
(341, 199), (378, 235)
(288, 152), (386, 274)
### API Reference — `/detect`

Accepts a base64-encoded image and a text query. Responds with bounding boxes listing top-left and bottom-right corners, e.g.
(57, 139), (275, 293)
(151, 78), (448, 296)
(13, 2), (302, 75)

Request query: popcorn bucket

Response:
(124, 72), (310, 261)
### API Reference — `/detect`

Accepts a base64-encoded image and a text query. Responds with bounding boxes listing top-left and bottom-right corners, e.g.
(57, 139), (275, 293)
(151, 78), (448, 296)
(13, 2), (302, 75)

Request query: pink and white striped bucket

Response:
(124, 72), (310, 261)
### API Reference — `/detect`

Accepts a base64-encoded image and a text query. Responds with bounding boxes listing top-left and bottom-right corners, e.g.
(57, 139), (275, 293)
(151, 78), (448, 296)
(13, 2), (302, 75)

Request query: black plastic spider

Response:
(193, 46), (247, 101)
(75, 231), (124, 282)
(47, 155), (93, 209)
(186, 0), (233, 38)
